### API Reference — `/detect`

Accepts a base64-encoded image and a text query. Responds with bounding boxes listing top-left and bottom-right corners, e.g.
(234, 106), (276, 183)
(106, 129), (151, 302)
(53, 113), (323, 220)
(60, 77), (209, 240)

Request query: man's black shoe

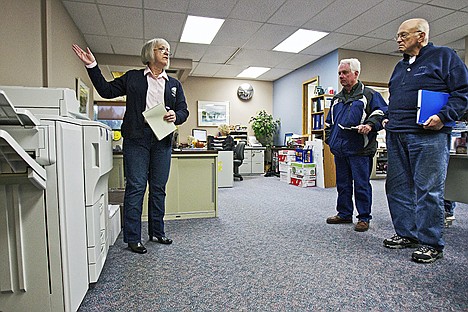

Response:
(149, 236), (173, 245)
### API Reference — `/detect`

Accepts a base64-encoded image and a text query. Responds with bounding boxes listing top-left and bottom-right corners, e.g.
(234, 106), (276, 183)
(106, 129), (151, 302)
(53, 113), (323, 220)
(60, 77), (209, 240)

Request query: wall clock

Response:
(237, 83), (254, 100)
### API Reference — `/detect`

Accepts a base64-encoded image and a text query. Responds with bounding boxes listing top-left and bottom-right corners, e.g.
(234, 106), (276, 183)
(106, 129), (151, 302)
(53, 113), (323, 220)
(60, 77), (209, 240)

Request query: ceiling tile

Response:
(366, 4), (454, 40)
(227, 49), (291, 68)
(192, 63), (223, 76)
(335, 0), (421, 36)
(84, 34), (114, 53)
(96, 0), (142, 8)
(257, 67), (293, 81)
(429, 11), (468, 37)
(274, 54), (319, 70)
(174, 42), (208, 62)
(213, 64), (247, 78)
(367, 40), (400, 55)
(267, 0), (334, 27)
(187, 0), (237, 18)
(63, 1), (107, 35)
(302, 0), (382, 32)
(109, 37), (145, 55)
(99, 5), (143, 38)
(200, 46), (239, 64)
(429, 0), (468, 10)
(431, 24), (468, 46)
(301, 33), (358, 55)
(211, 19), (263, 47)
(144, 10), (186, 42)
(243, 23), (297, 50)
(143, 0), (189, 12)
(228, 0), (286, 22)
(341, 37), (387, 51)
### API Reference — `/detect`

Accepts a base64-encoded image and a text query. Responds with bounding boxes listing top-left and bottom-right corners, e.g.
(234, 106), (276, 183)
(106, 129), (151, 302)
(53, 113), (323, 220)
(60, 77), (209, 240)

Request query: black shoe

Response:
(383, 234), (419, 249)
(128, 242), (147, 254)
(149, 236), (173, 244)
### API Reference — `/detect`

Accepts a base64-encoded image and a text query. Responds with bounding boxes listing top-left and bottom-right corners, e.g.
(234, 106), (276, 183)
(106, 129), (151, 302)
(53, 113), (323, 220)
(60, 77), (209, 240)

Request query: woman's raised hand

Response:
(72, 44), (95, 65)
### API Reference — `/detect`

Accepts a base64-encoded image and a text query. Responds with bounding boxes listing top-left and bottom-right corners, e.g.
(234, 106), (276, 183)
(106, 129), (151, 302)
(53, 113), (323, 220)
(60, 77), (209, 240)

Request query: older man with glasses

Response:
(382, 18), (468, 263)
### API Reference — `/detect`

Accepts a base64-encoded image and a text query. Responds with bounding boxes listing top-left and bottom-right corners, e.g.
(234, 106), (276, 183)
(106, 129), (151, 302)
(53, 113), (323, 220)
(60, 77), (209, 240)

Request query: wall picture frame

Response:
(197, 101), (230, 127)
(76, 78), (90, 115)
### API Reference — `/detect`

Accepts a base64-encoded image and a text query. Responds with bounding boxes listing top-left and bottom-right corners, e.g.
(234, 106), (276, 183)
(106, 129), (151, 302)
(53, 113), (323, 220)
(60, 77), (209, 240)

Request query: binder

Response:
(416, 90), (455, 126)
(142, 103), (176, 140)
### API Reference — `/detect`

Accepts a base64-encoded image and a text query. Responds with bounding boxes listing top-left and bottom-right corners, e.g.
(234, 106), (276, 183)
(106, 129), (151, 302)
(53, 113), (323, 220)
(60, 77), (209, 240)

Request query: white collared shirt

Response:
(144, 66), (168, 110)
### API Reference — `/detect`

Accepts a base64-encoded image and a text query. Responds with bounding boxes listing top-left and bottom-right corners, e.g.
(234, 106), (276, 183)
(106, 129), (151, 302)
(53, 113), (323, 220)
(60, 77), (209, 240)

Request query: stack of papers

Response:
(142, 103), (176, 140)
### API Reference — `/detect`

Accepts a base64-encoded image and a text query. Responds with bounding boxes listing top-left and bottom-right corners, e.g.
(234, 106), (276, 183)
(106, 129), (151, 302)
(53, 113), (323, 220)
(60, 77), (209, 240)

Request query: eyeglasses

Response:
(154, 47), (172, 56)
(393, 31), (422, 41)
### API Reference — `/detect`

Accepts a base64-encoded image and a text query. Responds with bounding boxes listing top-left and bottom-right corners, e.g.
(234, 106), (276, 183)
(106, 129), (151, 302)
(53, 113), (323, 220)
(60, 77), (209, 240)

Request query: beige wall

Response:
(0, 0), (43, 86)
(178, 77), (273, 143)
(338, 49), (401, 86)
(0, 0), (93, 116)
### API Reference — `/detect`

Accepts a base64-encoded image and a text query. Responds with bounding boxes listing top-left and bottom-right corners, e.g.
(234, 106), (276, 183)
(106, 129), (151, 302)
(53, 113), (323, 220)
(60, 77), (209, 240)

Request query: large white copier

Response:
(0, 86), (113, 312)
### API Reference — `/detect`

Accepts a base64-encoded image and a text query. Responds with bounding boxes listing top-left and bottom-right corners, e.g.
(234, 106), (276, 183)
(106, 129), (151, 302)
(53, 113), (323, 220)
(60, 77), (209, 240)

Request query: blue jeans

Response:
(334, 155), (373, 222)
(122, 126), (172, 243)
(385, 132), (450, 251)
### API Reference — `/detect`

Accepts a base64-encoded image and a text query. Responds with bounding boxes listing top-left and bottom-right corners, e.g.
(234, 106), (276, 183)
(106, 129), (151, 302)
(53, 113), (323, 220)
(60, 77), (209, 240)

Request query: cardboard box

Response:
(290, 162), (316, 177)
(290, 176), (316, 188)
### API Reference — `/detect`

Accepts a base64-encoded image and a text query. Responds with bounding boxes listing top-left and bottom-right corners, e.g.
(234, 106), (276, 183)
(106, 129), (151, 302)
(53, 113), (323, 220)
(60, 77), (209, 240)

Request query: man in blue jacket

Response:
(325, 58), (387, 232)
(383, 18), (468, 263)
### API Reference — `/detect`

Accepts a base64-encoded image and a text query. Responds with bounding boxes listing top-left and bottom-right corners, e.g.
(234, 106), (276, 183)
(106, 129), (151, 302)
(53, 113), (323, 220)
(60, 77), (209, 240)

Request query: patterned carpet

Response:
(78, 176), (468, 311)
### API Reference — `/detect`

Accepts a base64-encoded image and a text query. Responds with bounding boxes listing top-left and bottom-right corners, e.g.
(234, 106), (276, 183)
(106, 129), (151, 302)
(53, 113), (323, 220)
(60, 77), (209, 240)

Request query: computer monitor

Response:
(192, 129), (207, 142)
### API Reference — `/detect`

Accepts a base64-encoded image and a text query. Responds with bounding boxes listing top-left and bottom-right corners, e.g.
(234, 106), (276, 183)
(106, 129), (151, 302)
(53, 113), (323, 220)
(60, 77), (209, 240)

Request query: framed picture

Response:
(76, 78), (90, 115)
(197, 101), (230, 127)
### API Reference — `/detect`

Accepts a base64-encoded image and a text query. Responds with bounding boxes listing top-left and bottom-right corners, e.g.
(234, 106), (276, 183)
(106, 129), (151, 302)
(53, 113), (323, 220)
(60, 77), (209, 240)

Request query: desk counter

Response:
(445, 153), (468, 204)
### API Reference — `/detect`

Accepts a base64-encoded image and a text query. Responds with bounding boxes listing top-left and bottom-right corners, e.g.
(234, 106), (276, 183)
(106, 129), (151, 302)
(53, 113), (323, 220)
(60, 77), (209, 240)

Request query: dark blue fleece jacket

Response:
(387, 43), (468, 134)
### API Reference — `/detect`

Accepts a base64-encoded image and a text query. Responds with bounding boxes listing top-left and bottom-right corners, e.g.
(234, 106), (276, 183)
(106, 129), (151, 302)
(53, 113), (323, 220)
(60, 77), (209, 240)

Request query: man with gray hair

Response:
(325, 58), (387, 232)
(383, 18), (468, 263)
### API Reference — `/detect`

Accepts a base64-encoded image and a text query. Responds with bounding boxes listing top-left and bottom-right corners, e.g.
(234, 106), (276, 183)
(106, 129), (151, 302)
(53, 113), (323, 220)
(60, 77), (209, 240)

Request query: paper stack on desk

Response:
(142, 103), (176, 140)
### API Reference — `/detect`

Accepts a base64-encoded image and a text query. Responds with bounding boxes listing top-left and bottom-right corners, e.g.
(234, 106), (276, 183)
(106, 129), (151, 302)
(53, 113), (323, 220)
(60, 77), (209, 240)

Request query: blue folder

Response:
(416, 90), (455, 127)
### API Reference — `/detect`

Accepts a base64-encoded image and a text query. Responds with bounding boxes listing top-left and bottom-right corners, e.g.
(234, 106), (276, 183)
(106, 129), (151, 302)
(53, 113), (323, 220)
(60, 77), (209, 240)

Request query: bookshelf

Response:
(302, 94), (336, 188)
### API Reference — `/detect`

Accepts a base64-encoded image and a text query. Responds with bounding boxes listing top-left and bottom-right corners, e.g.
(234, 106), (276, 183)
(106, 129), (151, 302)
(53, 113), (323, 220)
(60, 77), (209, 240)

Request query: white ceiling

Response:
(62, 0), (468, 81)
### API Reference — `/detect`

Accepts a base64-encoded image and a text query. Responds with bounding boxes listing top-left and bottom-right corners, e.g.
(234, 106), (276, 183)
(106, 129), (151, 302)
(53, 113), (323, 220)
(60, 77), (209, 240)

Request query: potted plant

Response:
(249, 110), (280, 147)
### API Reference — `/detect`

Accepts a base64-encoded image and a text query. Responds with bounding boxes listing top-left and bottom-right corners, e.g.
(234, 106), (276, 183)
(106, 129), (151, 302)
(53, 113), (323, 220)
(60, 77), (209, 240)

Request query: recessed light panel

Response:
(273, 29), (328, 53)
(180, 15), (225, 44)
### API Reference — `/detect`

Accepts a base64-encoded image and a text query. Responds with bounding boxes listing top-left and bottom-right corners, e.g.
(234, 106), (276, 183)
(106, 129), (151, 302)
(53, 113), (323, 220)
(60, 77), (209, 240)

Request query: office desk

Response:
(445, 153), (468, 204)
(143, 150), (218, 220)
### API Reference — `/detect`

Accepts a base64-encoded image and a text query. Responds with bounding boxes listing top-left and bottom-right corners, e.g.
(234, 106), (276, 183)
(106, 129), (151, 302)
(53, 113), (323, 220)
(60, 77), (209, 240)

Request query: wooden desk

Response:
(445, 153), (468, 204)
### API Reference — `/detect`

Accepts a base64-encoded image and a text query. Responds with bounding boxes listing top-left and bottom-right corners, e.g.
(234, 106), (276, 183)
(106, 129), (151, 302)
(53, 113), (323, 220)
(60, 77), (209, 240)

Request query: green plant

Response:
(249, 110), (280, 146)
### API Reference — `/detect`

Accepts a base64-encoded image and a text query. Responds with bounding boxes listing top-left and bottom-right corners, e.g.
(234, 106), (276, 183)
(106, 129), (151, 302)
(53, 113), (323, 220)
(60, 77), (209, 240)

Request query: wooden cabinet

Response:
(302, 94), (336, 188)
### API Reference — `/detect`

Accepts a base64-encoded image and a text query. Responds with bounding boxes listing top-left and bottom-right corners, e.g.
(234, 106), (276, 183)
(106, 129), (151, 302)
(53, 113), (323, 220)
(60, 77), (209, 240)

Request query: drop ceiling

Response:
(62, 0), (468, 82)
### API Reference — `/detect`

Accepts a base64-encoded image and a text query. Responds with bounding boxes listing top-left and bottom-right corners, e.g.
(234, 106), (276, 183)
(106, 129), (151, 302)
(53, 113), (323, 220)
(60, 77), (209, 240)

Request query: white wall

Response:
(179, 77), (273, 144)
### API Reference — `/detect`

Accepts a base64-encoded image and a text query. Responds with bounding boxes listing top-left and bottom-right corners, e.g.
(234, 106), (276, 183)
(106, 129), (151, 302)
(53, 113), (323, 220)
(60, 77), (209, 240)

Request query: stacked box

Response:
(294, 148), (313, 163)
(278, 149), (296, 183)
(289, 161), (317, 187)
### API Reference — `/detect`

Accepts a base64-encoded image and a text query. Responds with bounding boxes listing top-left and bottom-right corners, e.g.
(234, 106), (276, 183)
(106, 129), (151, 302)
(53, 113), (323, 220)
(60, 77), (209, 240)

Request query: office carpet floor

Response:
(78, 176), (468, 311)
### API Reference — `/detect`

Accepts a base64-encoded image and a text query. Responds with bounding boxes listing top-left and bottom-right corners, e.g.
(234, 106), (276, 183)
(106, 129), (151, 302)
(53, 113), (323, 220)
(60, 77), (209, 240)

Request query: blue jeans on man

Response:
(335, 155), (374, 222)
(122, 126), (172, 243)
(385, 132), (450, 251)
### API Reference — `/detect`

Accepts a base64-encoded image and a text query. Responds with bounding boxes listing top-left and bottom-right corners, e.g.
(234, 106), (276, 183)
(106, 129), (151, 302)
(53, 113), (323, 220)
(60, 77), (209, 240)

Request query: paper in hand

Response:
(142, 103), (176, 140)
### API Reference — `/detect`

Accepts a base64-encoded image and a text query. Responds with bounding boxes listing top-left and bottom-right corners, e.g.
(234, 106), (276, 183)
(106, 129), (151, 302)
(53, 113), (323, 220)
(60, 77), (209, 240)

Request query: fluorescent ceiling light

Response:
(180, 15), (225, 44)
(273, 29), (328, 53)
(237, 67), (271, 78)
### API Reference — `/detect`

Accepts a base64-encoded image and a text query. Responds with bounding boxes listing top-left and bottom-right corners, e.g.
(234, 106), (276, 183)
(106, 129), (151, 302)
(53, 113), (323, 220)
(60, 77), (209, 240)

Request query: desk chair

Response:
(233, 141), (246, 181)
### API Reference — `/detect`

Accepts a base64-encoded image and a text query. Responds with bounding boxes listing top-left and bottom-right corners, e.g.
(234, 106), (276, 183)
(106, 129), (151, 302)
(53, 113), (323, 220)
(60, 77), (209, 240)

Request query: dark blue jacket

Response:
(387, 43), (468, 133)
(87, 65), (189, 139)
(325, 81), (387, 157)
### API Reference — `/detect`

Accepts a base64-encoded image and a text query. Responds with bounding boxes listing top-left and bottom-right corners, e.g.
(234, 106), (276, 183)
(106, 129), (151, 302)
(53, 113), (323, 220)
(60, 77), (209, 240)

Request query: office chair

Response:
(233, 141), (246, 181)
